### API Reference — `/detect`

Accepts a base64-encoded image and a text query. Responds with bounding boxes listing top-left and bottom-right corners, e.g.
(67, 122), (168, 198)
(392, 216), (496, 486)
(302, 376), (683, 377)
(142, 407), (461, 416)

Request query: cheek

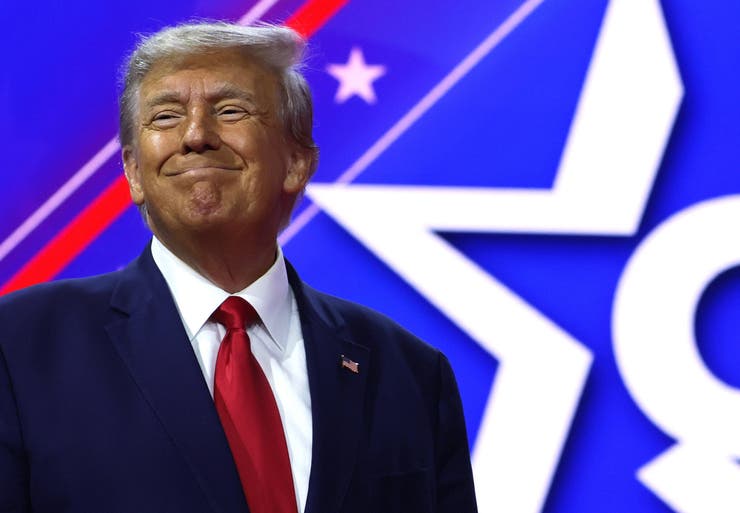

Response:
(223, 129), (259, 157)
(226, 122), (285, 159)
(139, 133), (178, 171)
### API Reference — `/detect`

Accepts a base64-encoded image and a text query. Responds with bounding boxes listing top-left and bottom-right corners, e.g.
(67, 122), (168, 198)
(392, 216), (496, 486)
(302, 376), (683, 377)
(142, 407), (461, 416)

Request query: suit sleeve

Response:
(0, 344), (31, 512)
(435, 353), (478, 513)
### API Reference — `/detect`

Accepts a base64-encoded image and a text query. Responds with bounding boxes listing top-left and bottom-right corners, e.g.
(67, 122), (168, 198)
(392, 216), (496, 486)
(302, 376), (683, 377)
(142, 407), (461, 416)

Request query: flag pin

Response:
(340, 355), (359, 374)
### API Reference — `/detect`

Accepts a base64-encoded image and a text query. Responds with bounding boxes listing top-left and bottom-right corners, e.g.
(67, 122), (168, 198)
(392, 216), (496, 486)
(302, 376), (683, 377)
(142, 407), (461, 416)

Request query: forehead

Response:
(138, 48), (279, 107)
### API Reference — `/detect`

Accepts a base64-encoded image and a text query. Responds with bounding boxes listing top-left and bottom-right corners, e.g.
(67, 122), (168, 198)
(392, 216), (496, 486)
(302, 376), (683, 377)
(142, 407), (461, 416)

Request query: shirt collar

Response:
(150, 237), (292, 354)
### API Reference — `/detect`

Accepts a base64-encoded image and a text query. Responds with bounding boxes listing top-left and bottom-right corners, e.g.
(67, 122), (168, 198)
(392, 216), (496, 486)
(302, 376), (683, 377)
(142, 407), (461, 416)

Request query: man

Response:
(0, 22), (477, 513)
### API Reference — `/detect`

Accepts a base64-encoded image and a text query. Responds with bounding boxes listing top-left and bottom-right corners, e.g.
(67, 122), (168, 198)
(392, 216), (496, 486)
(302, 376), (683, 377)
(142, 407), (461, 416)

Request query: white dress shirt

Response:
(151, 238), (312, 513)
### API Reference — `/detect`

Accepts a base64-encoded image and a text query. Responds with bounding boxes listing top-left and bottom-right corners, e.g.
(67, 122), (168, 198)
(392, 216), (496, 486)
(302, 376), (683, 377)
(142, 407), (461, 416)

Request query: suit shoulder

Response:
(303, 284), (417, 332)
(299, 282), (441, 365)
(0, 271), (121, 323)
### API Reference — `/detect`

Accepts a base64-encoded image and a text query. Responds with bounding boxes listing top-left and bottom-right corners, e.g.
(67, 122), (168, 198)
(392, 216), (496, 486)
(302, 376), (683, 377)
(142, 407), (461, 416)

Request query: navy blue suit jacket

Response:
(0, 246), (477, 513)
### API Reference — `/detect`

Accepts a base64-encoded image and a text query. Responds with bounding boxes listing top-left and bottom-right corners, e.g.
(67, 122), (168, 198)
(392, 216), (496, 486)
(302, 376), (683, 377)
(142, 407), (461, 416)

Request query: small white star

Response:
(326, 47), (387, 104)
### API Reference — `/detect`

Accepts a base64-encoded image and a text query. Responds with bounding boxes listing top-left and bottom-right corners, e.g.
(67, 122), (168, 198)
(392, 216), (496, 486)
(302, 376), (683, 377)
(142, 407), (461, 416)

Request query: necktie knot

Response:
(211, 296), (257, 331)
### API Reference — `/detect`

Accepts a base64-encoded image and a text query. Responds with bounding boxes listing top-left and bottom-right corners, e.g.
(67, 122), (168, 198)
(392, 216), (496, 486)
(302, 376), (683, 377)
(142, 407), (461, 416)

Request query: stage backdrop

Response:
(2, 0), (740, 511)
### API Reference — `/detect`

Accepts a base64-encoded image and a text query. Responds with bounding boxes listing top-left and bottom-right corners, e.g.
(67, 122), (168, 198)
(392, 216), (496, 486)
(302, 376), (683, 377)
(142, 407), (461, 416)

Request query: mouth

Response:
(167, 166), (241, 177)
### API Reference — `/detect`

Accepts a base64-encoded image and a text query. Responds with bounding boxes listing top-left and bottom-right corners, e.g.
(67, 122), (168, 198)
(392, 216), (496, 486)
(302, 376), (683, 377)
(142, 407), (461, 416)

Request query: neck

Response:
(156, 230), (278, 293)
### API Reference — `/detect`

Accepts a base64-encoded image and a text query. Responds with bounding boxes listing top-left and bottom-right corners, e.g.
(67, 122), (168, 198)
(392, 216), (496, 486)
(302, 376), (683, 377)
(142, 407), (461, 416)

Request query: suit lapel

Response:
(288, 265), (370, 513)
(105, 247), (249, 513)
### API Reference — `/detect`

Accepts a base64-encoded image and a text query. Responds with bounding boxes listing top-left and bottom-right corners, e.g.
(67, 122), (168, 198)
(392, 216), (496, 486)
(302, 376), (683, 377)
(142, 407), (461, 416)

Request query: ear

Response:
(283, 146), (315, 195)
(122, 145), (145, 206)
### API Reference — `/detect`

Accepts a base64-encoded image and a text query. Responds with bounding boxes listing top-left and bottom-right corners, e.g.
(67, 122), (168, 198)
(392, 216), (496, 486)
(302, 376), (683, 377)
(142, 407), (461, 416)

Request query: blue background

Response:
(2, 1), (739, 511)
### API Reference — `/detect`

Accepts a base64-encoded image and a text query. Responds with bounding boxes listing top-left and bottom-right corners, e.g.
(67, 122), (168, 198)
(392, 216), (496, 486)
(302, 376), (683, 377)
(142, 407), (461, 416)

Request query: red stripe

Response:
(286, 0), (348, 37)
(0, 176), (132, 295)
(0, 0), (348, 295)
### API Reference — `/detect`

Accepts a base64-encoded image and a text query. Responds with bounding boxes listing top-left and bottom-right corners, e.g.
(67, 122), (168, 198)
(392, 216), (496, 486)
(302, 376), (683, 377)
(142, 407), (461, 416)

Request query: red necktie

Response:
(212, 296), (298, 513)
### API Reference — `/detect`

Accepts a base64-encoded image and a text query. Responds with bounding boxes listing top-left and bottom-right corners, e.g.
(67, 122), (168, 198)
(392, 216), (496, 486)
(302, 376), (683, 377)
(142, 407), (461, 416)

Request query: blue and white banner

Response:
(2, 1), (740, 511)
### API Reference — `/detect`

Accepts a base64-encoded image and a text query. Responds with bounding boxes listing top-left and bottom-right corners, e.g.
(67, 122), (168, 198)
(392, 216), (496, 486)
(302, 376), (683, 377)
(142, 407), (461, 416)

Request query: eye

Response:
(150, 111), (182, 128)
(217, 105), (249, 121)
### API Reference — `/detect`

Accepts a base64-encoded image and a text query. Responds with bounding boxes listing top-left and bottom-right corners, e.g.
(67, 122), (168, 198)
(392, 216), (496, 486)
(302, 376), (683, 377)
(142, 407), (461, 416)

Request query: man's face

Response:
(122, 48), (310, 251)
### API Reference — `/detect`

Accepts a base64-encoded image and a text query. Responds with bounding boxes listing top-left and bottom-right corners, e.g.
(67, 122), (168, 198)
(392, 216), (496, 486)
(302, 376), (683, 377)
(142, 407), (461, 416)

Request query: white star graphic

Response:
(326, 47), (387, 104)
(307, 0), (683, 511)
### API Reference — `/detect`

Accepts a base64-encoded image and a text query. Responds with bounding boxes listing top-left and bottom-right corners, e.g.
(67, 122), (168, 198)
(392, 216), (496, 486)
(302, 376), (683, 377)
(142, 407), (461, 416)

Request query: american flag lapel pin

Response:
(340, 354), (359, 374)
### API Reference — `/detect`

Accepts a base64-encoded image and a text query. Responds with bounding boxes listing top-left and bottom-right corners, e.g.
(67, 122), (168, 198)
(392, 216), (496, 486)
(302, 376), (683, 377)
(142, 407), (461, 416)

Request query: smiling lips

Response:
(166, 164), (241, 177)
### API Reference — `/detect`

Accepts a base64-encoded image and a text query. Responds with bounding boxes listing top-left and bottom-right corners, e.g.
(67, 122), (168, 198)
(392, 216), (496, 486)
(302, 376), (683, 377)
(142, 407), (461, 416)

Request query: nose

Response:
(181, 108), (221, 153)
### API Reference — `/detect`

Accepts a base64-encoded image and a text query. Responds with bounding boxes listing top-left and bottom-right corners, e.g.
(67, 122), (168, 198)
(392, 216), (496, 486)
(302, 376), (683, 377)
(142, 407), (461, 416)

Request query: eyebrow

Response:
(209, 84), (258, 105)
(143, 91), (184, 109)
(143, 84), (259, 110)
